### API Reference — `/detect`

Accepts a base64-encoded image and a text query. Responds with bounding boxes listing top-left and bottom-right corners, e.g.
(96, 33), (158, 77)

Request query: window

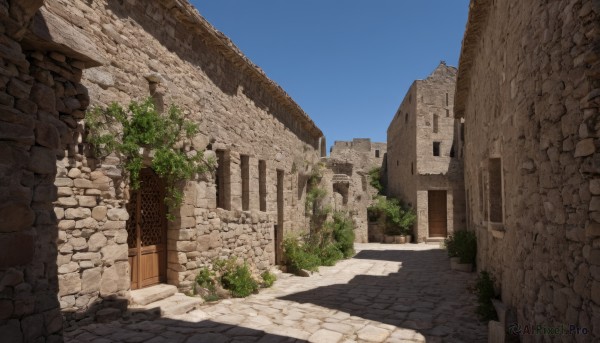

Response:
(241, 155), (249, 211)
(446, 92), (449, 106)
(433, 114), (439, 133)
(216, 150), (231, 210)
(433, 142), (441, 156)
(405, 112), (408, 123)
(375, 150), (380, 158)
(488, 158), (503, 223)
(446, 109), (450, 117)
(396, 160), (399, 166)
(259, 160), (266, 211)
(411, 162), (414, 175)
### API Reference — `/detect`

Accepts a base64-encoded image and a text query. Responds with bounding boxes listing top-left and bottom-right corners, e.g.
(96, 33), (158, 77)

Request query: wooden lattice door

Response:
(127, 168), (167, 289)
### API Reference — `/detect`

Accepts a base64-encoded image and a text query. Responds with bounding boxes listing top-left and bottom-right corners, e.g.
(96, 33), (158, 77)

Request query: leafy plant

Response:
(444, 234), (459, 258)
(368, 167), (383, 194)
(283, 236), (322, 273)
(195, 267), (216, 291)
(85, 98), (215, 218)
(330, 212), (355, 258)
(218, 259), (259, 298)
(475, 271), (498, 321)
(261, 271), (276, 288)
(370, 196), (416, 236)
(452, 230), (477, 264)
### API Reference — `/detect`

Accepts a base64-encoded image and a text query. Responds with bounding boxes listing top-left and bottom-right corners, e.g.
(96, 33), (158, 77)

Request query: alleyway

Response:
(65, 244), (487, 343)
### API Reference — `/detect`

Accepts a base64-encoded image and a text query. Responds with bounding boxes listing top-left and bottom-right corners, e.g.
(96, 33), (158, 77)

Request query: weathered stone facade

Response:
(2, 0), (327, 336)
(456, 0), (600, 340)
(326, 138), (387, 242)
(386, 63), (465, 243)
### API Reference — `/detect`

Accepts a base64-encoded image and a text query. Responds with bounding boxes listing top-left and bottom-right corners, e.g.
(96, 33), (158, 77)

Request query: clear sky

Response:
(190, 1), (470, 153)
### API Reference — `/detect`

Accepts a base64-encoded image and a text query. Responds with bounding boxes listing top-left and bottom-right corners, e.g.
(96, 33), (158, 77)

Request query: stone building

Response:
(455, 0), (600, 340)
(386, 62), (466, 243)
(327, 138), (387, 242)
(0, 0), (327, 339)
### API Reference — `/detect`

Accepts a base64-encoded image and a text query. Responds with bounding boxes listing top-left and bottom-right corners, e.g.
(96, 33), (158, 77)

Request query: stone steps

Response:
(425, 237), (445, 245)
(129, 284), (203, 317)
(130, 284), (178, 306)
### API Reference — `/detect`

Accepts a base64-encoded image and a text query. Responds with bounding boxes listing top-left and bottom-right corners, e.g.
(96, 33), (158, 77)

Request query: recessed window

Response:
(241, 155), (249, 211)
(375, 150), (380, 158)
(216, 150), (231, 210)
(433, 142), (441, 156)
(259, 160), (266, 212)
(433, 114), (439, 133)
(396, 160), (399, 166)
(411, 162), (414, 175)
(446, 92), (449, 106)
(446, 109), (450, 117)
(489, 158), (503, 223)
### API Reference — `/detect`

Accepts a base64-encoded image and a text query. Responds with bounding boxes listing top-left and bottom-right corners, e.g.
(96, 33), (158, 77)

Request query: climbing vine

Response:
(85, 97), (215, 217)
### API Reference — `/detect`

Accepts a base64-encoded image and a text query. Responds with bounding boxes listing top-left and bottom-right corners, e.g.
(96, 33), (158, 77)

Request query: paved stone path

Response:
(65, 243), (487, 342)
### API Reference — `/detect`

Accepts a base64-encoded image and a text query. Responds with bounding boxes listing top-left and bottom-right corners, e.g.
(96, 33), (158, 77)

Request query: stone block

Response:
(58, 272), (81, 296)
(57, 197), (77, 207)
(73, 178), (94, 188)
(34, 121), (60, 149)
(77, 195), (97, 207)
(29, 83), (55, 111)
(88, 232), (107, 252)
(58, 220), (75, 230)
(101, 244), (127, 264)
(28, 146), (56, 174)
(107, 208), (129, 221)
(65, 208), (91, 219)
(81, 267), (101, 294)
(574, 138), (596, 157)
(0, 232), (34, 267)
(92, 206), (107, 220)
(0, 202), (35, 232)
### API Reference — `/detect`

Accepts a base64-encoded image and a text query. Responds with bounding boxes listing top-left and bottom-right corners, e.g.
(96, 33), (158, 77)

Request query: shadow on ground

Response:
(65, 315), (308, 343)
(279, 248), (487, 342)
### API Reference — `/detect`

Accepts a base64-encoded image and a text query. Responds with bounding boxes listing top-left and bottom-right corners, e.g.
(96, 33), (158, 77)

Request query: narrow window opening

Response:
(396, 160), (399, 166)
(446, 109), (450, 117)
(433, 114), (439, 133)
(259, 160), (267, 211)
(445, 92), (449, 106)
(411, 162), (414, 175)
(489, 158), (503, 223)
(405, 112), (409, 123)
(216, 150), (231, 210)
(433, 142), (441, 156)
(241, 155), (249, 211)
(375, 150), (380, 158)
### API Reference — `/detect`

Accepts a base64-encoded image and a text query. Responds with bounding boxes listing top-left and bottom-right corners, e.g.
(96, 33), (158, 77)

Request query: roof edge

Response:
(166, 0), (324, 139)
(454, 0), (493, 118)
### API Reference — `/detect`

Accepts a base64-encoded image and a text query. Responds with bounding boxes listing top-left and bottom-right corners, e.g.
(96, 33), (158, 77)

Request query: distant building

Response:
(327, 138), (387, 242)
(386, 62), (466, 243)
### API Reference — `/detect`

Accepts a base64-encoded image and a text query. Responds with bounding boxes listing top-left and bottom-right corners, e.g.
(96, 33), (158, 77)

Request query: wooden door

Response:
(127, 168), (167, 289)
(428, 190), (448, 238)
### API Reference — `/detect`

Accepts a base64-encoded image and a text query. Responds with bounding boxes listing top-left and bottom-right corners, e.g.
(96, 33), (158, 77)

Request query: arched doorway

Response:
(126, 168), (168, 289)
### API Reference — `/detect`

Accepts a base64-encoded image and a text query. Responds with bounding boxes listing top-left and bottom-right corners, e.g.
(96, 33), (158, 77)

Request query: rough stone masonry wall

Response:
(457, 0), (600, 339)
(45, 0), (323, 318)
(329, 138), (387, 243)
(387, 64), (465, 242)
(0, 0), (105, 340)
(414, 64), (465, 241)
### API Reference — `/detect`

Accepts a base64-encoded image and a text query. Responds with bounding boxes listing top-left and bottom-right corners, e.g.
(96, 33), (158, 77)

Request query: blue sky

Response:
(191, 1), (470, 152)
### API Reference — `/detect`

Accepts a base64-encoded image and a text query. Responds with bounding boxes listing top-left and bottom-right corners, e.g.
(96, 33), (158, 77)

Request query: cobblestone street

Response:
(64, 243), (487, 343)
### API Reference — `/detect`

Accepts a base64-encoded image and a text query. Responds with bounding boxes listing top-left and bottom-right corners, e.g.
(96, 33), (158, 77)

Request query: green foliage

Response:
(260, 271), (276, 288)
(329, 212), (355, 258)
(369, 196), (416, 236)
(368, 167), (383, 194)
(214, 257), (259, 298)
(85, 98), (215, 217)
(475, 271), (498, 321)
(283, 236), (322, 273)
(283, 212), (355, 274)
(451, 230), (477, 264)
(195, 267), (215, 291)
(444, 234), (459, 258)
(305, 164), (328, 215)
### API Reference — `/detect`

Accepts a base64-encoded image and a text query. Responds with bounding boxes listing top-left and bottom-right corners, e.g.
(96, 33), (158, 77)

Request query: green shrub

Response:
(330, 212), (355, 258)
(261, 271), (277, 288)
(368, 167), (383, 194)
(370, 196), (416, 236)
(453, 230), (477, 264)
(475, 271), (498, 321)
(318, 243), (344, 266)
(220, 262), (259, 298)
(444, 235), (458, 257)
(195, 267), (215, 291)
(283, 236), (321, 273)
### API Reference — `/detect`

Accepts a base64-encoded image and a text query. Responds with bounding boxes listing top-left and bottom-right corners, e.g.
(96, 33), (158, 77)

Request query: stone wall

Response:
(456, 0), (600, 340)
(328, 138), (387, 242)
(40, 0), (324, 324)
(387, 63), (465, 242)
(0, 0), (106, 340)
